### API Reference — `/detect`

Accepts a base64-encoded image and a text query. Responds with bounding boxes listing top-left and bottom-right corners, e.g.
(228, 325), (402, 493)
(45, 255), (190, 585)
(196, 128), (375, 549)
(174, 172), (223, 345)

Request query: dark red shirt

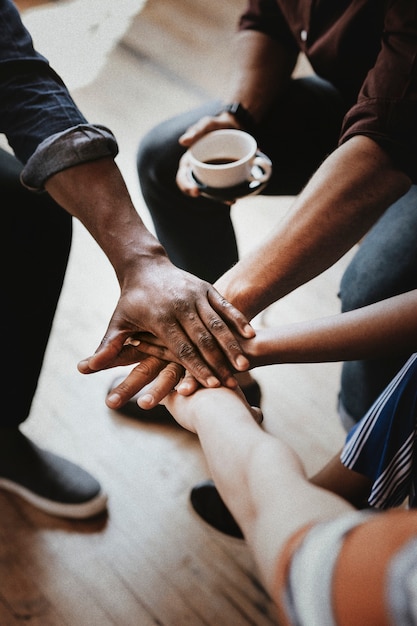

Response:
(239, 0), (417, 181)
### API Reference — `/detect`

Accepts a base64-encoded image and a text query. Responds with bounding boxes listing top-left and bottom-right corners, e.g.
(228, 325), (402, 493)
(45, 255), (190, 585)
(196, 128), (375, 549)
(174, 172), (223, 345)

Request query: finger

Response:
(150, 290), (249, 387)
(106, 356), (171, 410)
(78, 337), (157, 374)
(164, 310), (242, 388)
(127, 333), (239, 393)
(187, 291), (253, 374)
(123, 337), (177, 363)
(137, 362), (184, 409)
(208, 287), (255, 340)
(77, 324), (127, 373)
(178, 116), (219, 145)
(175, 370), (200, 396)
(156, 322), (231, 388)
(128, 332), (239, 394)
(176, 152), (200, 196)
(81, 303), (234, 390)
(179, 115), (240, 146)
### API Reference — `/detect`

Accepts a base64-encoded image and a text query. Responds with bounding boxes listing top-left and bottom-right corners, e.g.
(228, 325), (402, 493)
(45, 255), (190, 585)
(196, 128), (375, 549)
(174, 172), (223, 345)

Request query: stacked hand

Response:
(77, 257), (255, 410)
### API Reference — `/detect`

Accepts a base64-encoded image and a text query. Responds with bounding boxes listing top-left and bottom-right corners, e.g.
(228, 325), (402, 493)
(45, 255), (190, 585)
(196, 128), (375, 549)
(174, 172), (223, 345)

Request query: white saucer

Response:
(190, 155), (272, 202)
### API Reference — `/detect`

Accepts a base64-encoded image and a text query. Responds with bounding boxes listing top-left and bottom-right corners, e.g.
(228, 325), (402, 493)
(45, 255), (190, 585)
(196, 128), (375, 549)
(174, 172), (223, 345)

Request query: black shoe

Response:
(0, 428), (107, 519)
(110, 377), (262, 422)
(240, 380), (262, 408)
(190, 479), (243, 539)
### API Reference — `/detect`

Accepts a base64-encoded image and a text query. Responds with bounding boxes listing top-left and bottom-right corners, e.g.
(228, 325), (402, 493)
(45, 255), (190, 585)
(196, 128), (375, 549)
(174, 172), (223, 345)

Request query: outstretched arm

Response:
(216, 136), (411, 320)
(239, 289), (417, 368)
(2, 0), (254, 390)
(45, 158), (253, 390)
(161, 386), (417, 625)
(128, 289), (417, 402)
(161, 386), (352, 586)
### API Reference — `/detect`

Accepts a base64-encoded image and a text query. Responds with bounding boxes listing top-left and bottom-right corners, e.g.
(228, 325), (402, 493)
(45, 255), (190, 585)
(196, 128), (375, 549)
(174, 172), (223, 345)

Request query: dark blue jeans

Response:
(3, 148), (72, 427)
(137, 76), (417, 423)
(339, 188), (417, 423)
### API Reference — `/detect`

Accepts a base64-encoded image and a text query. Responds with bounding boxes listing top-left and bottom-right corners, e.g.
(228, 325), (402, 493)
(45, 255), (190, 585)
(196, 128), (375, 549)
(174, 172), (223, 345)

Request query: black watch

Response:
(219, 102), (256, 132)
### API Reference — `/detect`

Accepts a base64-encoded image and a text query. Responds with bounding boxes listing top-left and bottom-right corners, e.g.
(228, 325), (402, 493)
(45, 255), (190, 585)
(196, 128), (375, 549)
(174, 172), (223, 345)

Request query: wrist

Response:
(218, 102), (256, 133)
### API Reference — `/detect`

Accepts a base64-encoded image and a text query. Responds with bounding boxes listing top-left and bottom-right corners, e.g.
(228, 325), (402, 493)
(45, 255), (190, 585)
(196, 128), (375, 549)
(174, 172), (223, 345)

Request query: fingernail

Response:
(125, 338), (140, 346)
(207, 376), (221, 388)
(106, 392), (121, 407)
(236, 355), (249, 370)
(138, 393), (153, 408)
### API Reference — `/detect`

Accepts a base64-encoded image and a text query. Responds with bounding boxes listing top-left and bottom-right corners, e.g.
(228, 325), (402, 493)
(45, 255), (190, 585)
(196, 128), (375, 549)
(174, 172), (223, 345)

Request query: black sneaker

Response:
(0, 429), (107, 519)
(190, 479), (243, 539)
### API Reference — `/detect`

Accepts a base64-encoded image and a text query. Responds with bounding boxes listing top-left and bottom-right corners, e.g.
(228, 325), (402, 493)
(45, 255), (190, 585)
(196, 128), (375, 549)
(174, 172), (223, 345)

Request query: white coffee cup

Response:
(188, 129), (272, 189)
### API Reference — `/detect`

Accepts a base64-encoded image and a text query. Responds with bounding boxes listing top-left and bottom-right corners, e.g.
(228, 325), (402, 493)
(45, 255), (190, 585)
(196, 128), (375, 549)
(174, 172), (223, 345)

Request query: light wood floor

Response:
(2, 2), (354, 624)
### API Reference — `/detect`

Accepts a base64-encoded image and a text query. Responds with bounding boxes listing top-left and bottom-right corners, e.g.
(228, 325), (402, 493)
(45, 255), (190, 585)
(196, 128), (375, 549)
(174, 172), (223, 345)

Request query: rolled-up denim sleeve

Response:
(21, 124), (119, 190)
(0, 0), (118, 183)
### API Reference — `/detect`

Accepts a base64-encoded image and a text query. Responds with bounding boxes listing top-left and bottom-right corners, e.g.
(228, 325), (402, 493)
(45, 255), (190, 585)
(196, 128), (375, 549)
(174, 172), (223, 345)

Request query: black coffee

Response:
(203, 157), (238, 165)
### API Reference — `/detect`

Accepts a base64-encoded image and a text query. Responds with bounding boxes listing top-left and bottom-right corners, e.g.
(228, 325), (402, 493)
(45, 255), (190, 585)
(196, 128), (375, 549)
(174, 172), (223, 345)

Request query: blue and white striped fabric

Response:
(341, 353), (417, 509)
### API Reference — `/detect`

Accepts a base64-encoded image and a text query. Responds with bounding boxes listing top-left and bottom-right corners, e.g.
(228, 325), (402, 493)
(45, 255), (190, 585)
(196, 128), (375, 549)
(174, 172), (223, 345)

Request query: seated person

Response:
(131, 0), (417, 432)
(156, 290), (417, 625)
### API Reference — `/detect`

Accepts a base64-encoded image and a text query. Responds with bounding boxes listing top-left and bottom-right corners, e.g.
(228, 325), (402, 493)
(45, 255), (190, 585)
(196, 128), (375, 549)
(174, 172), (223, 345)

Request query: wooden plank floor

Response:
(2, 1), (353, 624)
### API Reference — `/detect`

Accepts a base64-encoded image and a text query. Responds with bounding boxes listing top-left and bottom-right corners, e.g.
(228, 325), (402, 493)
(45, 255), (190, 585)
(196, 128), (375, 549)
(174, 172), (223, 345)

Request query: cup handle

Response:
(250, 151), (272, 183)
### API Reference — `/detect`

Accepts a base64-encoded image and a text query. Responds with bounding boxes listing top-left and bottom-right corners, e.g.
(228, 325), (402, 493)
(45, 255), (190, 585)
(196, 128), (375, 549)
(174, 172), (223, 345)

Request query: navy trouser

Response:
(137, 76), (417, 422)
(3, 148), (72, 427)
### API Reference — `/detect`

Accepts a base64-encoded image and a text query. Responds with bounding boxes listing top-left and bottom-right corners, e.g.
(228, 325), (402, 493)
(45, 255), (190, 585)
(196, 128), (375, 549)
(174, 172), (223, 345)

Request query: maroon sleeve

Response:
(238, 0), (298, 53)
(339, 0), (417, 182)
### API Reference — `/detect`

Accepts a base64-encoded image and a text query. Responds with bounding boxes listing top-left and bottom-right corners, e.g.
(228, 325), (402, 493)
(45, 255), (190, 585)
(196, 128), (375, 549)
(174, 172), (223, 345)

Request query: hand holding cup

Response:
(178, 129), (272, 203)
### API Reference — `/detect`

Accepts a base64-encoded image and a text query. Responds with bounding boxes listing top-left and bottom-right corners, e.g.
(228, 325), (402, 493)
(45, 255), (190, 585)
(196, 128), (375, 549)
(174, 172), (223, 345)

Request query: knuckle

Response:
(173, 297), (192, 315)
(198, 331), (215, 351)
(227, 339), (240, 353)
(209, 316), (226, 332)
(160, 366), (181, 388)
(177, 342), (196, 361)
(217, 295), (230, 308)
(133, 360), (153, 377)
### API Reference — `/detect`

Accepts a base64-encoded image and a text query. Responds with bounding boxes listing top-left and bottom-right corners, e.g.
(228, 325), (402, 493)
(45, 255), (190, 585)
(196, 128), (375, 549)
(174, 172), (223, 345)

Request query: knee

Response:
(137, 125), (166, 183)
(339, 265), (365, 312)
(340, 187), (417, 314)
(136, 119), (187, 188)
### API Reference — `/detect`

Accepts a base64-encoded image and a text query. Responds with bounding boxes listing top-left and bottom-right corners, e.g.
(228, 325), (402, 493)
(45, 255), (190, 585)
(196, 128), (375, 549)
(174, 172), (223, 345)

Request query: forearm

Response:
(216, 136), (411, 319)
(45, 157), (168, 283)
(245, 290), (417, 367)
(223, 30), (297, 124)
(187, 387), (353, 588)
